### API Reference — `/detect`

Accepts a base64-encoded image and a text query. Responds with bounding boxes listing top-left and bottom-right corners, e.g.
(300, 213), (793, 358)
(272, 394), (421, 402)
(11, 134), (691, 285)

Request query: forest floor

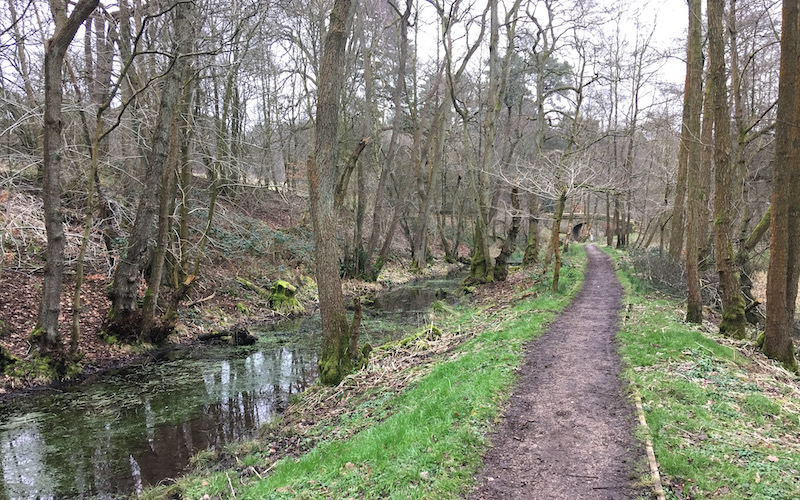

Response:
(470, 244), (650, 499)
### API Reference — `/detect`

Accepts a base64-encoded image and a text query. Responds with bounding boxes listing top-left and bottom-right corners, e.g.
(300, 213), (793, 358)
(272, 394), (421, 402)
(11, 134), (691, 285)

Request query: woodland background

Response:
(0, 0), (797, 383)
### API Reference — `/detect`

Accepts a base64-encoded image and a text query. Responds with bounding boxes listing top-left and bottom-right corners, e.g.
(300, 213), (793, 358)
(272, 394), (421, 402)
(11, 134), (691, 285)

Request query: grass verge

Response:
(606, 248), (800, 500)
(145, 248), (587, 499)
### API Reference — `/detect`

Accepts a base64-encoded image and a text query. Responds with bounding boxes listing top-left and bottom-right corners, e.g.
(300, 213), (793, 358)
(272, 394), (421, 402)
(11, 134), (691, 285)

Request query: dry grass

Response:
(1, 190), (111, 273)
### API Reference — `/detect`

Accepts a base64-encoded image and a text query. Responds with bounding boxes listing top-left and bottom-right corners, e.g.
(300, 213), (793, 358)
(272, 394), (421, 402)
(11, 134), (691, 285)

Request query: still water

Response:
(0, 273), (463, 499)
(0, 335), (317, 499)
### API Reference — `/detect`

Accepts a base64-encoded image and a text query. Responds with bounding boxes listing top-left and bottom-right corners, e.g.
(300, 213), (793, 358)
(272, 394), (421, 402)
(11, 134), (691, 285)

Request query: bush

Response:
(623, 248), (686, 297)
(625, 248), (720, 305)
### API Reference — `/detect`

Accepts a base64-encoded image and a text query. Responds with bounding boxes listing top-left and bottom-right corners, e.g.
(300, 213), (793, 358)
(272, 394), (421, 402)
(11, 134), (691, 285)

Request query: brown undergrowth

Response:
(0, 183), (463, 400)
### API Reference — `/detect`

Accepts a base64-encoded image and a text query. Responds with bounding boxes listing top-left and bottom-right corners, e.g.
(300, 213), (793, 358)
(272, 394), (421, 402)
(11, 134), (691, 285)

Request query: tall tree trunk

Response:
(669, 69), (692, 261)
(35, 0), (99, 358)
(411, 105), (449, 270)
(613, 197), (621, 248)
(709, 0), (747, 339)
(684, 0), (706, 324)
(763, 0), (799, 370)
(140, 88), (186, 341)
(310, 0), (354, 386)
(495, 184), (521, 281)
(364, 0), (411, 279)
(468, 0), (521, 282)
(669, 1), (699, 261)
(108, 0), (193, 336)
(551, 187), (567, 292)
(351, 20), (374, 277)
(522, 193), (540, 266)
(563, 199), (576, 253)
(698, 53), (715, 266)
(605, 192), (613, 246)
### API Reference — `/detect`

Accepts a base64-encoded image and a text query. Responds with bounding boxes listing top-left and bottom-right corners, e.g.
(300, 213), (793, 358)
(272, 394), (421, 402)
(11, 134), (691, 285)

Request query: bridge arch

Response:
(572, 223), (584, 241)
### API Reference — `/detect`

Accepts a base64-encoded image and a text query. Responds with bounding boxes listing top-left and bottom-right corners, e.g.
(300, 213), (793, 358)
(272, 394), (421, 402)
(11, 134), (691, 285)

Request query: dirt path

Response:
(470, 245), (650, 499)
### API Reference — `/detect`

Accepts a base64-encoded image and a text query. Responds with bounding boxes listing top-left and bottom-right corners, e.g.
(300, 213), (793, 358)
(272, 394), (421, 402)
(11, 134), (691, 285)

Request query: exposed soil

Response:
(470, 245), (651, 499)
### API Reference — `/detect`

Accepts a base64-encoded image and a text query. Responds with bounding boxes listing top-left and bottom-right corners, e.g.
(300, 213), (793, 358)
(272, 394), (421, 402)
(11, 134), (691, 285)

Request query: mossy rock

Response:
(269, 280), (305, 315)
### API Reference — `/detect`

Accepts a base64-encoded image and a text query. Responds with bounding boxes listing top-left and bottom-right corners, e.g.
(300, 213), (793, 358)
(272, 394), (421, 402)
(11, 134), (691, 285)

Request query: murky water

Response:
(0, 273), (463, 499)
(0, 337), (317, 500)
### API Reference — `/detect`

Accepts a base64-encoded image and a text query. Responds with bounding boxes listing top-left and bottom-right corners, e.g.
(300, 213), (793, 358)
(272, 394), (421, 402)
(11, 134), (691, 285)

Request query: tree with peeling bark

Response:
(763, 0), (799, 371)
(310, 0), (356, 386)
(35, 0), (99, 359)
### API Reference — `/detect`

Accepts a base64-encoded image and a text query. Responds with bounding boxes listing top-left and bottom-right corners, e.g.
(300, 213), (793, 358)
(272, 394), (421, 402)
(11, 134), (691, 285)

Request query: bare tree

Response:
(709, 0), (748, 338)
(35, 0), (99, 359)
(107, 0), (195, 342)
(684, 0), (706, 323)
(310, 0), (356, 385)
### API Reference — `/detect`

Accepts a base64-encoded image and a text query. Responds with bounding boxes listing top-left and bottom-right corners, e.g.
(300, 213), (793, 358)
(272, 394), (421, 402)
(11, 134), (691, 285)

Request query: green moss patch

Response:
(269, 280), (305, 315)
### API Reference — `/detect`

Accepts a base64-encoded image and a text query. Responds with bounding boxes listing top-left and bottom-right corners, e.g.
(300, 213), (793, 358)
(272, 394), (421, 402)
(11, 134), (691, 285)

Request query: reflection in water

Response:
(0, 339), (318, 499)
(1, 416), (54, 499)
(0, 272), (464, 499)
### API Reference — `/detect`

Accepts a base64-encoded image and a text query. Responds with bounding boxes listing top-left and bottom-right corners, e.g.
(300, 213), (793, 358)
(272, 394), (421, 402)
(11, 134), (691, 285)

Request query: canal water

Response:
(0, 273), (463, 499)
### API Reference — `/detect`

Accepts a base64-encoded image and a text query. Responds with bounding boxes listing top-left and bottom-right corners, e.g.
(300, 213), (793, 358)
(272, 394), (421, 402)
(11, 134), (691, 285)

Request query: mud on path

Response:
(470, 245), (650, 499)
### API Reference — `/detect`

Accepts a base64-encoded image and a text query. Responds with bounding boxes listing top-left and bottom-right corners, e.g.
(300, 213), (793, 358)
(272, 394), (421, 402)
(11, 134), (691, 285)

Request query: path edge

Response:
(631, 382), (667, 500)
(602, 246), (666, 500)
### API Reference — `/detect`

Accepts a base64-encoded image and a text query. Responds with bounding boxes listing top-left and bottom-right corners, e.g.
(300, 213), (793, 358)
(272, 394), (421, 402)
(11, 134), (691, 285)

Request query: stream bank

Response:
(0, 268), (465, 499)
(144, 250), (588, 499)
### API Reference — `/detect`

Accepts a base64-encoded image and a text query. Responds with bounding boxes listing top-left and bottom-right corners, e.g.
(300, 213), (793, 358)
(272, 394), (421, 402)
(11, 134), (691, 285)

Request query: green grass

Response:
(169, 249), (588, 499)
(605, 247), (800, 500)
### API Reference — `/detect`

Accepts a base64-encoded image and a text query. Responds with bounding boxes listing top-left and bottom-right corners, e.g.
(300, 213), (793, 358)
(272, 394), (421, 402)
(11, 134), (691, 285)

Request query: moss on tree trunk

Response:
(468, 217), (492, 284)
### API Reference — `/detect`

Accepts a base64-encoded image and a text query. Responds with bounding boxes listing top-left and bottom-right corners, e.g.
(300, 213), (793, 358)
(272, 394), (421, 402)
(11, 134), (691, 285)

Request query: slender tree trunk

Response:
(736, 208), (770, 265)
(495, 184), (521, 281)
(411, 105), (449, 269)
(698, 53), (715, 266)
(551, 187), (567, 292)
(468, 0), (522, 282)
(364, 0), (411, 278)
(613, 197), (621, 248)
(709, 0), (747, 339)
(108, 1), (193, 336)
(141, 92), (185, 341)
(763, 0), (799, 370)
(669, 8), (699, 261)
(685, 0), (706, 324)
(71, 131), (100, 358)
(563, 199), (575, 253)
(523, 193), (540, 266)
(605, 193), (613, 246)
(310, 0), (354, 386)
(36, 0), (99, 359)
